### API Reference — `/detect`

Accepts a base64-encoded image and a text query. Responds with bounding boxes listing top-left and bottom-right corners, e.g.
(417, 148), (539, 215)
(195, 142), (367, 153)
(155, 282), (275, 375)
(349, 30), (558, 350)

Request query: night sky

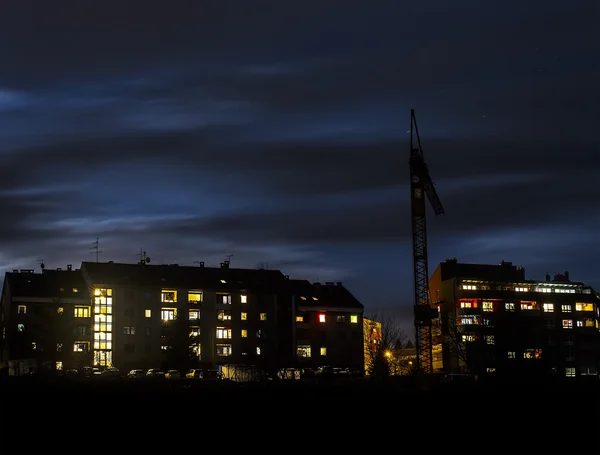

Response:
(0, 1), (598, 333)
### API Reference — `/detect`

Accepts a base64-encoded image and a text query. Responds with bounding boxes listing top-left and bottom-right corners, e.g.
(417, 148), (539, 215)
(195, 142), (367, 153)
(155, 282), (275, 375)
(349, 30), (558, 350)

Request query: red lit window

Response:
(319, 313), (326, 323)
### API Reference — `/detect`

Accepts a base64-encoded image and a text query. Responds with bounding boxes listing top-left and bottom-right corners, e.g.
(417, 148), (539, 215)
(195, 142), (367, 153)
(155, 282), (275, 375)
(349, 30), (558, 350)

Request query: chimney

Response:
(199, 261), (205, 267)
(564, 271), (569, 281)
(67, 264), (72, 271)
(220, 261), (229, 269)
(545, 272), (550, 281)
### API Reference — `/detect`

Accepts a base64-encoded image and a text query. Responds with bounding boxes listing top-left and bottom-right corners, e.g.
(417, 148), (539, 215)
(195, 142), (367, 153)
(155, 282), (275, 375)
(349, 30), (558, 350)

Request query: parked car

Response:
(186, 369), (203, 379)
(127, 369), (146, 379)
(146, 369), (165, 378)
(165, 370), (180, 379)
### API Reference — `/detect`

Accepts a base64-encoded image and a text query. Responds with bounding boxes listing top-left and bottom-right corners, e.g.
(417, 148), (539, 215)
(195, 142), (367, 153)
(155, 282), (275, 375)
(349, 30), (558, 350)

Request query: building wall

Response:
(437, 278), (600, 378)
(294, 306), (363, 370)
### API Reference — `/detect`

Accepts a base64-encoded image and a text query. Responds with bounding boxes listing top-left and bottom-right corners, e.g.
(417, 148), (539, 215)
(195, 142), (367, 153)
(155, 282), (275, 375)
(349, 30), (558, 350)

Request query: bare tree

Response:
(364, 313), (407, 377)
(443, 314), (471, 373)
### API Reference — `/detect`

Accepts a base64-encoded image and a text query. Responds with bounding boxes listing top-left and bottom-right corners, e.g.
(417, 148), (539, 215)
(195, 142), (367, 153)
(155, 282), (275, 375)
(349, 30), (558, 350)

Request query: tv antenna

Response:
(90, 238), (101, 263)
(225, 254), (233, 265)
(37, 258), (45, 270)
(138, 249), (151, 265)
(193, 261), (205, 267)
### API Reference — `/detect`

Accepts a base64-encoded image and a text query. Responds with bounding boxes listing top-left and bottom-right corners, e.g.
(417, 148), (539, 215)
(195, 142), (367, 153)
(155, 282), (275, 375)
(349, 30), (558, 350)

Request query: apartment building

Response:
(429, 259), (600, 379)
(0, 266), (90, 375)
(1, 261), (365, 375)
(289, 280), (364, 371)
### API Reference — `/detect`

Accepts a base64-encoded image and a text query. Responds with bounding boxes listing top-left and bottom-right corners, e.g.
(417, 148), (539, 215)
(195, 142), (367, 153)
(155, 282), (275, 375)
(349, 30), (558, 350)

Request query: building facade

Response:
(1, 261), (364, 376)
(429, 259), (600, 379)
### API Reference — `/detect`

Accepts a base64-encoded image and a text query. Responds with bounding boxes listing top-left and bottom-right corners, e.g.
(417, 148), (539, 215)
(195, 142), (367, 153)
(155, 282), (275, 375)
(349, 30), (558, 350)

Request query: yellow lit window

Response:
(297, 345), (311, 357)
(543, 303), (554, 312)
(94, 288), (112, 296)
(241, 312), (247, 320)
(260, 313), (267, 321)
(350, 315), (358, 323)
(189, 310), (200, 320)
(73, 341), (89, 352)
(575, 303), (594, 312)
(145, 309), (151, 318)
(240, 295), (247, 303)
(300, 296), (306, 300)
(320, 347), (327, 356)
(188, 292), (203, 303)
(57, 306), (64, 315)
(296, 315), (304, 322)
(216, 344), (232, 356)
(216, 327), (232, 339)
(17, 305), (26, 314)
(72, 288), (78, 293)
(161, 290), (177, 303)
(319, 313), (326, 323)
(161, 308), (176, 321)
(241, 329), (248, 338)
(74, 306), (90, 318)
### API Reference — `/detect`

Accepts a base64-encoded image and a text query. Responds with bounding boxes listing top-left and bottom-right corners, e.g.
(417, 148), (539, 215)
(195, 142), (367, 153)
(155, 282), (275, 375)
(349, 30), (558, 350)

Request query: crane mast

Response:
(409, 109), (445, 374)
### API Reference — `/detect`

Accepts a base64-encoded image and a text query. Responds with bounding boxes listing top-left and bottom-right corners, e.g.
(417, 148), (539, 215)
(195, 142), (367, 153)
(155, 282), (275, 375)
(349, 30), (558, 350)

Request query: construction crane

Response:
(409, 109), (445, 374)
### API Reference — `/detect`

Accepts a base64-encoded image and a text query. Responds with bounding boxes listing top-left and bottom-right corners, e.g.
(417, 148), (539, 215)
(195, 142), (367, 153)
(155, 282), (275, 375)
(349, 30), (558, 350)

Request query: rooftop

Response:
(4, 268), (87, 298)
(288, 279), (363, 309)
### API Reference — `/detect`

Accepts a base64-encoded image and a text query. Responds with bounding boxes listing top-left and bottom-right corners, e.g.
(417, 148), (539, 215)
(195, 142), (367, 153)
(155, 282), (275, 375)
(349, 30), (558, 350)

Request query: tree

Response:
(443, 312), (475, 374)
(364, 313), (407, 378)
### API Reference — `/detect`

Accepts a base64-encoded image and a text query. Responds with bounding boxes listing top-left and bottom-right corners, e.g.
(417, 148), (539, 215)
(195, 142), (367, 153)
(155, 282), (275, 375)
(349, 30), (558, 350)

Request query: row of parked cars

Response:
(126, 368), (220, 380)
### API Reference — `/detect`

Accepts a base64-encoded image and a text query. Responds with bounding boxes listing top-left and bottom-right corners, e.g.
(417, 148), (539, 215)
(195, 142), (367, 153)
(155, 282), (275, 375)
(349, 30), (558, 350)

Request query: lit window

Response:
(55, 361), (63, 371)
(462, 334), (476, 342)
(17, 323), (24, 332)
(565, 367), (576, 377)
(145, 309), (151, 318)
(219, 294), (231, 305)
(189, 310), (200, 320)
(220, 279), (226, 284)
(189, 327), (200, 337)
(17, 305), (26, 314)
(561, 304), (572, 312)
(486, 367), (496, 373)
(241, 312), (247, 320)
(320, 347), (327, 356)
(575, 302), (594, 312)
(73, 341), (89, 352)
(57, 307), (64, 315)
(216, 327), (232, 339)
(505, 303), (515, 311)
(72, 288), (78, 293)
(216, 344), (232, 356)
(508, 351), (516, 359)
(241, 329), (247, 338)
(297, 345), (311, 357)
(319, 314), (326, 323)
(543, 303), (554, 312)
(56, 343), (63, 352)
(521, 301), (538, 311)
(256, 347), (261, 355)
(217, 310), (231, 321)
(161, 308), (176, 321)
(74, 306), (90, 318)
(296, 315), (304, 322)
(240, 295), (247, 303)
(161, 290), (177, 303)
(562, 319), (573, 329)
(485, 335), (495, 345)
(123, 326), (135, 335)
(300, 296), (307, 300)
(462, 284), (477, 290)
(523, 349), (542, 359)
(188, 292), (203, 303)
(260, 313), (267, 321)
(350, 315), (358, 323)
(515, 287), (528, 292)
(312, 296), (318, 301)
(482, 301), (494, 312)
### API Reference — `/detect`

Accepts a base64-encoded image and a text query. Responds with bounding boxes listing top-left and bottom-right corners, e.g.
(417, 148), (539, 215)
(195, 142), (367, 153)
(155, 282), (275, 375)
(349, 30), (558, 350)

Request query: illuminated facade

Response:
(1, 261), (365, 375)
(93, 288), (113, 367)
(430, 259), (600, 379)
(363, 318), (382, 374)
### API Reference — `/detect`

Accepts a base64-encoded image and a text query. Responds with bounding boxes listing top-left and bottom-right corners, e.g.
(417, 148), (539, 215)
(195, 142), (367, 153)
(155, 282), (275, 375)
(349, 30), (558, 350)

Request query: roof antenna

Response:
(37, 259), (45, 271)
(139, 249), (151, 265)
(225, 254), (233, 265)
(90, 238), (101, 263)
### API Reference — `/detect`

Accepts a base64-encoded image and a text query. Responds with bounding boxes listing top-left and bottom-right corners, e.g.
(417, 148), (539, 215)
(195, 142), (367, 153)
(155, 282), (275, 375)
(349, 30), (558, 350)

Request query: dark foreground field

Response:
(3, 377), (599, 452)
